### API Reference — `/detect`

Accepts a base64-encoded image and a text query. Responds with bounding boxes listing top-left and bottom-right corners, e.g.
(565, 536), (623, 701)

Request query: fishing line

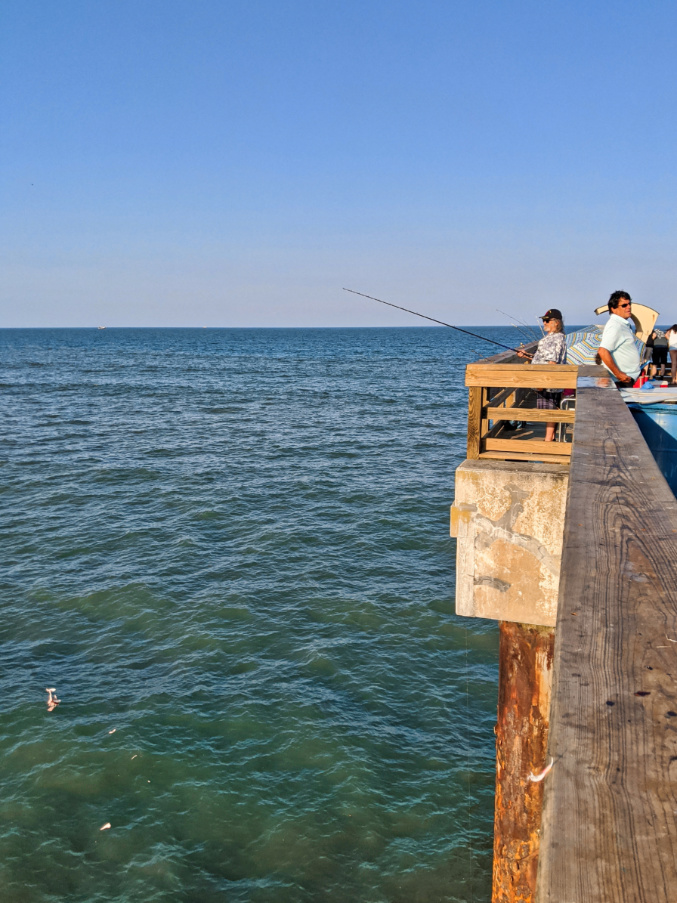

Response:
(506, 308), (544, 340)
(505, 320), (537, 347)
(496, 308), (536, 340)
(464, 622), (475, 902)
(495, 309), (540, 345)
(496, 308), (543, 342)
(343, 288), (532, 357)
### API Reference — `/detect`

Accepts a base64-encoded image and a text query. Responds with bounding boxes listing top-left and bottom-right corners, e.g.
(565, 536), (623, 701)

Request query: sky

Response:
(1, 0), (677, 327)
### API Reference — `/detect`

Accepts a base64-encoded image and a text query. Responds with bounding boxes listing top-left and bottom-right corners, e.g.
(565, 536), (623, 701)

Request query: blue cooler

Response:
(629, 403), (677, 495)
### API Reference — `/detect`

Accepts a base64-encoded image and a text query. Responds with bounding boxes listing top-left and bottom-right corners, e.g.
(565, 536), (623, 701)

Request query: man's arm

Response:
(598, 347), (632, 384)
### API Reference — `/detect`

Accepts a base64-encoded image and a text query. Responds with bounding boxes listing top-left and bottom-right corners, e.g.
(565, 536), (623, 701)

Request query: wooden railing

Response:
(536, 370), (677, 901)
(466, 361), (579, 465)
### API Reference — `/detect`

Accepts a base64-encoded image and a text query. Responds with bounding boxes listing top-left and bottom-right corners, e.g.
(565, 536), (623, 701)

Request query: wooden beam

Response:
(485, 407), (576, 423)
(490, 386), (518, 408)
(480, 387), (490, 445)
(469, 364), (579, 374)
(577, 364), (607, 379)
(478, 451), (571, 465)
(467, 386), (482, 459)
(466, 364), (578, 390)
(537, 380), (677, 901)
(484, 438), (573, 457)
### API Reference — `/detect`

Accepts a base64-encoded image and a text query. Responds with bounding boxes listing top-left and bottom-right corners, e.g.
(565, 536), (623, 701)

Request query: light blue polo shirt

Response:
(600, 313), (641, 379)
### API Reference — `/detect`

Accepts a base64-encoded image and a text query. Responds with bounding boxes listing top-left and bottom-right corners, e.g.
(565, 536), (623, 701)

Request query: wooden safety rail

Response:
(537, 372), (677, 902)
(466, 362), (579, 465)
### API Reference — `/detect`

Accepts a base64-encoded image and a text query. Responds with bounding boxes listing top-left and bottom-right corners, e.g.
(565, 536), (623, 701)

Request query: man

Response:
(598, 291), (640, 386)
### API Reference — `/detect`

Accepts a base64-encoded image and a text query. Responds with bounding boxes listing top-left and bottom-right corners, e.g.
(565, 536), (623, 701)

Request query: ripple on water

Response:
(0, 327), (502, 902)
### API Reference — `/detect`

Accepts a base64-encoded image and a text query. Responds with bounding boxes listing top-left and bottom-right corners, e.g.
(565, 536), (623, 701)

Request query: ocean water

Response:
(0, 327), (513, 903)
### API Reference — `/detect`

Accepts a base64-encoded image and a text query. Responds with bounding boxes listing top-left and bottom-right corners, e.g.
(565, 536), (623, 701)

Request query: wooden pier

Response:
(451, 351), (677, 902)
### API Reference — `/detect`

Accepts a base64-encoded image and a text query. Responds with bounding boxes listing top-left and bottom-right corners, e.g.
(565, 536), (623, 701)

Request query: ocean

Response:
(0, 326), (517, 903)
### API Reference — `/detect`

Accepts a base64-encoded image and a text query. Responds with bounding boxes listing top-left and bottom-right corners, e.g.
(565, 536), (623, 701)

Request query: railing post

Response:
(467, 385), (482, 459)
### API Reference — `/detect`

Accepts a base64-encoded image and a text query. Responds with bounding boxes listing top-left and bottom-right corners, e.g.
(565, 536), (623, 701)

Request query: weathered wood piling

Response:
(493, 621), (553, 902)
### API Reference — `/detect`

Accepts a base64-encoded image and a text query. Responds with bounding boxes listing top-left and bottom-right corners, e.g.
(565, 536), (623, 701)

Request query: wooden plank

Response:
(467, 386), (482, 459)
(484, 438), (572, 456)
(489, 386), (518, 408)
(478, 451), (571, 465)
(480, 387), (490, 446)
(537, 381), (677, 902)
(466, 364), (578, 389)
(577, 364), (607, 379)
(487, 421), (547, 441)
(468, 363), (579, 374)
(466, 372), (578, 389)
(485, 407), (576, 423)
(485, 419), (510, 440)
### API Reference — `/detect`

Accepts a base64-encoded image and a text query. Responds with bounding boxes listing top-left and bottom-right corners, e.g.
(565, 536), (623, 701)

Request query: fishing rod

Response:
(496, 308), (541, 344)
(506, 308), (543, 339)
(343, 288), (533, 357)
(497, 313), (536, 346)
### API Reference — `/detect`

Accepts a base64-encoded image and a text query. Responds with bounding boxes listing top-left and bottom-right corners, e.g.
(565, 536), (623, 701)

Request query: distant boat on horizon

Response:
(97, 326), (106, 330)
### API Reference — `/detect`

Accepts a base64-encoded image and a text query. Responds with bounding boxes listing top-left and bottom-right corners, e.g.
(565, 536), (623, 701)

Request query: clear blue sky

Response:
(2, 0), (676, 327)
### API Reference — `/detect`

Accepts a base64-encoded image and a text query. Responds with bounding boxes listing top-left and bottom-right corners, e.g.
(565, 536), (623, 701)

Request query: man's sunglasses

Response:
(618, 302), (632, 308)
(542, 317), (554, 322)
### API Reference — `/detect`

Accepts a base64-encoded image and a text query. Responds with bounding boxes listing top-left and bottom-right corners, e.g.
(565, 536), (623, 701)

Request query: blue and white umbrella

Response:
(564, 326), (603, 365)
(564, 325), (645, 365)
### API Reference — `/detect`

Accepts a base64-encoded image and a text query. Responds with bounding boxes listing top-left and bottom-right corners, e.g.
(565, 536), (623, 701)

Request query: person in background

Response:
(598, 291), (640, 386)
(520, 308), (567, 442)
(648, 329), (669, 380)
(644, 329), (654, 373)
(666, 324), (677, 384)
